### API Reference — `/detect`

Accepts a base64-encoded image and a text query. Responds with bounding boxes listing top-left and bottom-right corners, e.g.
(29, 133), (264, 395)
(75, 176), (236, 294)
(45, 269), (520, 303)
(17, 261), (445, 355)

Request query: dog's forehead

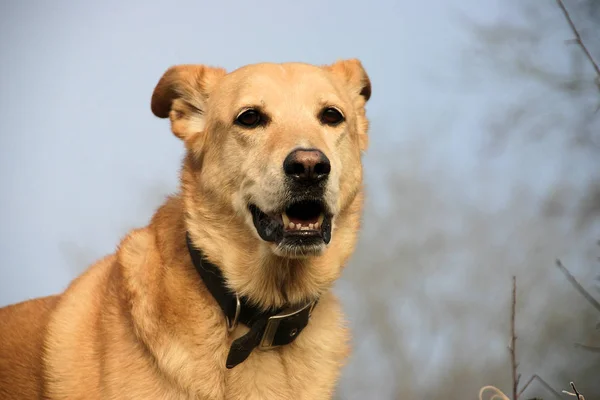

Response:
(219, 63), (342, 106)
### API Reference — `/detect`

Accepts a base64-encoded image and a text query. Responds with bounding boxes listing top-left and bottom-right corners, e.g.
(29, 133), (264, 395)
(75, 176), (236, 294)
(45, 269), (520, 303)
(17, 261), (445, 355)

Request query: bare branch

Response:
(562, 381), (584, 400)
(555, 259), (600, 313)
(518, 374), (564, 399)
(570, 382), (582, 400)
(510, 276), (519, 400)
(555, 0), (600, 79)
(479, 385), (510, 400)
(574, 342), (600, 352)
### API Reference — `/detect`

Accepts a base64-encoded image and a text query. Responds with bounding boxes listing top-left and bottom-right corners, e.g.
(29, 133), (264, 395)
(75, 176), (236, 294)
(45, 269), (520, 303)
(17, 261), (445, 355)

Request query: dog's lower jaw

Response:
(271, 242), (326, 259)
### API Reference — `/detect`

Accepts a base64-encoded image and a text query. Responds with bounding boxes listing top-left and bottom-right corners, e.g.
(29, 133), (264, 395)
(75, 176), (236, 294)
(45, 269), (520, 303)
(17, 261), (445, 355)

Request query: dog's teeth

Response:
(309, 223), (314, 230)
(282, 213), (290, 227)
(317, 214), (325, 224)
(314, 222), (320, 229)
(289, 222), (295, 229)
(301, 226), (309, 231)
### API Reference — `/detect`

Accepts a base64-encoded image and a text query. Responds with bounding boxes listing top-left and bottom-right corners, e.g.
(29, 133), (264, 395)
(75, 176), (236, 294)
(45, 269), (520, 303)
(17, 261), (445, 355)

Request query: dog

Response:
(0, 59), (371, 399)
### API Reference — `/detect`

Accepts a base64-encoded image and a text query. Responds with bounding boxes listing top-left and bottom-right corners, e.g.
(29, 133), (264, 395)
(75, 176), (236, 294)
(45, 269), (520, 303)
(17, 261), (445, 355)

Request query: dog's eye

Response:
(235, 109), (262, 128)
(320, 107), (345, 126)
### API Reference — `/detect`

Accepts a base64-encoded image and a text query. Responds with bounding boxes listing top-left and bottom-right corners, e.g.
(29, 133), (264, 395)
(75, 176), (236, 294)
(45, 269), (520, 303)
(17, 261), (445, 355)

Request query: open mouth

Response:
(282, 201), (325, 232)
(249, 200), (332, 249)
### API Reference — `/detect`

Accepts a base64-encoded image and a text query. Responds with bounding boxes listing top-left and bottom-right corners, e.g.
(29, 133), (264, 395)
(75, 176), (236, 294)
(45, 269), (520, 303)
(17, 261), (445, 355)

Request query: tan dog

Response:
(0, 59), (371, 399)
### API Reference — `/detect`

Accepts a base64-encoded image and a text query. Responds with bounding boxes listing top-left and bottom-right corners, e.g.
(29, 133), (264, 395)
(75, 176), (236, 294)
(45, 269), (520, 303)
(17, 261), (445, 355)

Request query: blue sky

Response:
(0, 0), (476, 302)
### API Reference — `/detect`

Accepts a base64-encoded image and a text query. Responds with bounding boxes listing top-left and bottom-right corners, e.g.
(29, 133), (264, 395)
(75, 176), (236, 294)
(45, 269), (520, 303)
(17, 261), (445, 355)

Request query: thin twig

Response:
(518, 375), (564, 399)
(562, 381), (584, 400)
(555, 0), (600, 78)
(479, 385), (510, 400)
(571, 382), (582, 400)
(510, 276), (519, 400)
(574, 342), (600, 353)
(555, 259), (600, 313)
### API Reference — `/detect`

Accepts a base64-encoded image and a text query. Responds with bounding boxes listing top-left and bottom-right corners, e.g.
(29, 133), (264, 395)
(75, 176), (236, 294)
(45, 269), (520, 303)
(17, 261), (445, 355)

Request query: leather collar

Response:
(186, 233), (316, 369)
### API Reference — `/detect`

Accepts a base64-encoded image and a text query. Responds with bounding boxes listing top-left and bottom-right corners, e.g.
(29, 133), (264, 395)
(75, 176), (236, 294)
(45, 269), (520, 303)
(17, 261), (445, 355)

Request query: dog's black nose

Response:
(283, 149), (331, 183)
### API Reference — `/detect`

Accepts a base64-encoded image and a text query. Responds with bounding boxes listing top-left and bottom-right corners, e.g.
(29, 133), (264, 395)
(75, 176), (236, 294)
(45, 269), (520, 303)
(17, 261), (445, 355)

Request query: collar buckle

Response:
(258, 302), (315, 350)
(226, 294), (241, 332)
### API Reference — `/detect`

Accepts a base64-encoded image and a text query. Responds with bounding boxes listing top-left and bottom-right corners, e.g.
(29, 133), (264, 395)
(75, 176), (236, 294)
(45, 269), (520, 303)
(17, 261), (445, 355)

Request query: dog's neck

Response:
(184, 204), (332, 310)
(176, 160), (361, 310)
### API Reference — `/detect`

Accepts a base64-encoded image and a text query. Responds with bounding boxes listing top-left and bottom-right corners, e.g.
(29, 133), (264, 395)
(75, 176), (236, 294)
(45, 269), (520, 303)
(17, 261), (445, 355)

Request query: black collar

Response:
(186, 233), (316, 369)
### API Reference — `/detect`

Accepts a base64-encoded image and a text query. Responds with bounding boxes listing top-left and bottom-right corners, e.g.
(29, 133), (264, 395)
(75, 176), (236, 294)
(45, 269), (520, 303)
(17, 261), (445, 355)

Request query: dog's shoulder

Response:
(117, 227), (161, 287)
(45, 227), (158, 356)
(0, 295), (60, 399)
(42, 253), (117, 393)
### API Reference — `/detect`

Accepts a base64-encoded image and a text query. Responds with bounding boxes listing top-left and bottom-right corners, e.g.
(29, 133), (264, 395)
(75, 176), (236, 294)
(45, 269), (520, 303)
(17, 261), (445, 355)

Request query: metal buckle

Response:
(226, 294), (241, 332)
(258, 302), (314, 350)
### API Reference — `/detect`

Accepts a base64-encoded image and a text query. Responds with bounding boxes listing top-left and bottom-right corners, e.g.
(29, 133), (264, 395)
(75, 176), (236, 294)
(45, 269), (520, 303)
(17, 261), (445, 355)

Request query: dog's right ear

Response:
(151, 65), (227, 140)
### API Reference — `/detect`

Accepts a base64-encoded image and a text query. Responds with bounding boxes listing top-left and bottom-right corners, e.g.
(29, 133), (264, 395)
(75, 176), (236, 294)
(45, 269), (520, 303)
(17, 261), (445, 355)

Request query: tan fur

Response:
(0, 59), (371, 399)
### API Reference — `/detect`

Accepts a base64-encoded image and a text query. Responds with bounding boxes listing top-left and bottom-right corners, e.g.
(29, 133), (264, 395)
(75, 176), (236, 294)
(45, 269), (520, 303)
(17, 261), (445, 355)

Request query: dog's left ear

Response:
(151, 64), (227, 141)
(326, 59), (371, 104)
(326, 59), (372, 150)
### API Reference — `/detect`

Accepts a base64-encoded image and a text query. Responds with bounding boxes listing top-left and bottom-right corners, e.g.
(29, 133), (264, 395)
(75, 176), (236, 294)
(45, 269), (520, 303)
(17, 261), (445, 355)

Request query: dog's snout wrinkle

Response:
(283, 149), (331, 184)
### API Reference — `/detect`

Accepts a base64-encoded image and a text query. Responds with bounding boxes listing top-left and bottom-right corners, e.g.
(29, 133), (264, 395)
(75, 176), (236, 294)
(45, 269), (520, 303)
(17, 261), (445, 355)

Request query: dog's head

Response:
(152, 60), (370, 259)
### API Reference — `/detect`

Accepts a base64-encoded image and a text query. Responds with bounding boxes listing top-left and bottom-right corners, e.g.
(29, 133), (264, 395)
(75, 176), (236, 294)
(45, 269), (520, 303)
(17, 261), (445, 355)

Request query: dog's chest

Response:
(222, 336), (344, 400)
(218, 299), (349, 400)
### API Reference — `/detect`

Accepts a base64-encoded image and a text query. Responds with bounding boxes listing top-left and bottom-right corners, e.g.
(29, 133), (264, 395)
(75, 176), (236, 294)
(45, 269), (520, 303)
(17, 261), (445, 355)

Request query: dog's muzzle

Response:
(249, 148), (334, 251)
